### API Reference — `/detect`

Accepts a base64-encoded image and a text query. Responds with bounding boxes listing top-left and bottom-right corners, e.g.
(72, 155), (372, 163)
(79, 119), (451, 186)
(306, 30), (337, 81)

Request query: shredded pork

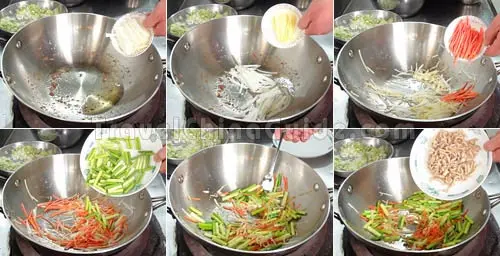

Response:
(427, 130), (480, 186)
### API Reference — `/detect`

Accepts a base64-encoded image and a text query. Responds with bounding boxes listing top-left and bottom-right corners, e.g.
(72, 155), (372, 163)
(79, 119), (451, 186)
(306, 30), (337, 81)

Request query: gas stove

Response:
(0, 129), (168, 255)
(167, 0), (334, 129)
(341, 216), (500, 256)
(165, 130), (334, 255)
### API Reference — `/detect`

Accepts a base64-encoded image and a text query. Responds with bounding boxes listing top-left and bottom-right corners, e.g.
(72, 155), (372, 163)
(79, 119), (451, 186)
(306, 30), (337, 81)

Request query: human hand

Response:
(298, 0), (333, 35)
(484, 14), (500, 56)
(484, 131), (500, 162)
(154, 145), (166, 173)
(144, 0), (166, 36)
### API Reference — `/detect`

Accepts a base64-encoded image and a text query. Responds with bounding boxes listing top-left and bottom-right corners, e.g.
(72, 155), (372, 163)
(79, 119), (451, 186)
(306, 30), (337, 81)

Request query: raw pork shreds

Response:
(427, 130), (480, 187)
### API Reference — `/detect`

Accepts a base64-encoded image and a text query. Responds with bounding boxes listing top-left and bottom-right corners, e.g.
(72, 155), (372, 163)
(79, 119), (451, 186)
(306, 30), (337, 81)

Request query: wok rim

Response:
(168, 142), (331, 254)
(169, 14), (332, 124)
(333, 9), (403, 44)
(0, 140), (62, 175)
(1, 153), (155, 255)
(166, 3), (237, 39)
(333, 137), (394, 177)
(337, 156), (492, 254)
(0, 12), (163, 124)
(336, 21), (497, 124)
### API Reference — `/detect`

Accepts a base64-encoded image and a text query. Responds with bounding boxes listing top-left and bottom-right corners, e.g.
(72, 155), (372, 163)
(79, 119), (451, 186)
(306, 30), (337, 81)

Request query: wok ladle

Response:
(262, 129), (286, 192)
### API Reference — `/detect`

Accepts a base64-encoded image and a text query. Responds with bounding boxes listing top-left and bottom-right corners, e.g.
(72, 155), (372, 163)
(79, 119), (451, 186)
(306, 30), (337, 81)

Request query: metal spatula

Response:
(262, 129), (286, 192)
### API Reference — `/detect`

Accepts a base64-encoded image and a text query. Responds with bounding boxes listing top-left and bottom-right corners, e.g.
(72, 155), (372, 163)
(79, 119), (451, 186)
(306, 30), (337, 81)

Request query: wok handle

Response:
(167, 206), (176, 220)
(489, 193), (500, 208)
(151, 196), (167, 211)
(334, 212), (344, 225)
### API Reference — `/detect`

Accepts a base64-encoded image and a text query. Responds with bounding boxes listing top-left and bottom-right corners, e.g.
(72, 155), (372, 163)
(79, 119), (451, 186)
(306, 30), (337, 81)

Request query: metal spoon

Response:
(262, 129), (286, 192)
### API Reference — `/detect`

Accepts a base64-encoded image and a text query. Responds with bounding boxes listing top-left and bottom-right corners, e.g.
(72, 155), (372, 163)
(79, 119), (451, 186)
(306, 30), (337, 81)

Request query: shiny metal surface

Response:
(0, 0), (68, 40)
(333, 137), (394, 178)
(361, 128), (411, 144)
(33, 129), (84, 149)
(1, 13), (163, 123)
(212, 0), (255, 10)
(168, 143), (330, 255)
(337, 22), (497, 127)
(460, 0), (482, 4)
(371, 0), (426, 18)
(1, 154), (164, 255)
(337, 157), (491, 255)
(166, 129), (229, 165)
(170, 15), (331, 124)
(0, 141), (61, 177)
(334, 10), (402, 45)
(337, 0), (496, 28)
(167, 4), (237, 41)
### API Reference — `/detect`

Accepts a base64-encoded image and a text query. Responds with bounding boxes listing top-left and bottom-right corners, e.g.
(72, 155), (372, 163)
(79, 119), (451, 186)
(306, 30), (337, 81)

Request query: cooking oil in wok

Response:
(81, 85), (123, 115)
(48, 66), (124, 116)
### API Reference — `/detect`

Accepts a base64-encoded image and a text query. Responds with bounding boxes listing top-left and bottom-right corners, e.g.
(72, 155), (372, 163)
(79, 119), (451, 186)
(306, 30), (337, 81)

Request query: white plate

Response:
(272, 129), (333, 158)
(444, 15), (487, 63)
(80, 128), (163, 197)
(261, 4), (305, 49)
(409, 128), (492, 201)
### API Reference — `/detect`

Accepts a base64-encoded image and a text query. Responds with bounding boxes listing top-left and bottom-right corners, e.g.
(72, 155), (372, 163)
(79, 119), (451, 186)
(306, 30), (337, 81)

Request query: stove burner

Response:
(175, 209), (333, 256)
(14, 76), (166, 128)
(342, 216), (500, 256)
(350, 87), (500, 128)
(9, 216), (166, 256)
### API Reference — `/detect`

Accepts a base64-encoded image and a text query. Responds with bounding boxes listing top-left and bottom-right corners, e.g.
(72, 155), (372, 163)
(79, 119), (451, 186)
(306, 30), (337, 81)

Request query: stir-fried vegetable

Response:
(364, 61), (478, 119)
(167, 129), (225, 159)
(169, 9), (230, 37)
(0, 4), (61, 33)
(184, 174), (306, 251)
(335, 14), (395, 41)
(0, 145), (57, 172)
(215, 64), (293, 120)
(18, 194), (127, 250)
(334, 141), (389, 172)
(85, 137), (155, 195)
(361, 191), (473, 250)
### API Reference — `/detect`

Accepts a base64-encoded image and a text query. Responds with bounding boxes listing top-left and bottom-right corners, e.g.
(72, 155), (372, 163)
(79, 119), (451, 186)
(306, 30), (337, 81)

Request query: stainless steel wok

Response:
(0, 140), (61, 177)
(337, 22), (497, 127)
(337, 157), (499, 255)
(0, 154), (166, 255)
(169, 15), (332, 124)
(168, 143), (330, 255)
(1, 13), (163, 123)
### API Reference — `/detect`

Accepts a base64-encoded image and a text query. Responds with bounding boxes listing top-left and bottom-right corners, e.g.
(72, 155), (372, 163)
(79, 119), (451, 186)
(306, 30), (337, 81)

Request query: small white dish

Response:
(261, 4), (305, 49)
(409, 128), (492, 201)
(109, 12), (154, 57)
(272, 129), (333, 158)
(80, 128), (163, 197)
(444, 15), (487, 63)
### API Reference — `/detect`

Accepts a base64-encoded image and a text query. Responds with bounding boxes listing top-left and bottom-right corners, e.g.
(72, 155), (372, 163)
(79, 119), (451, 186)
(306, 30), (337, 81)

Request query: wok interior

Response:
(338, 157), (490, 252)
(337, 22), (497, 121)
(170, 15), (331, 121)
(169, 143), (330, 250)
(2, 13), (163, 122)
(3, 154), (152, 253)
